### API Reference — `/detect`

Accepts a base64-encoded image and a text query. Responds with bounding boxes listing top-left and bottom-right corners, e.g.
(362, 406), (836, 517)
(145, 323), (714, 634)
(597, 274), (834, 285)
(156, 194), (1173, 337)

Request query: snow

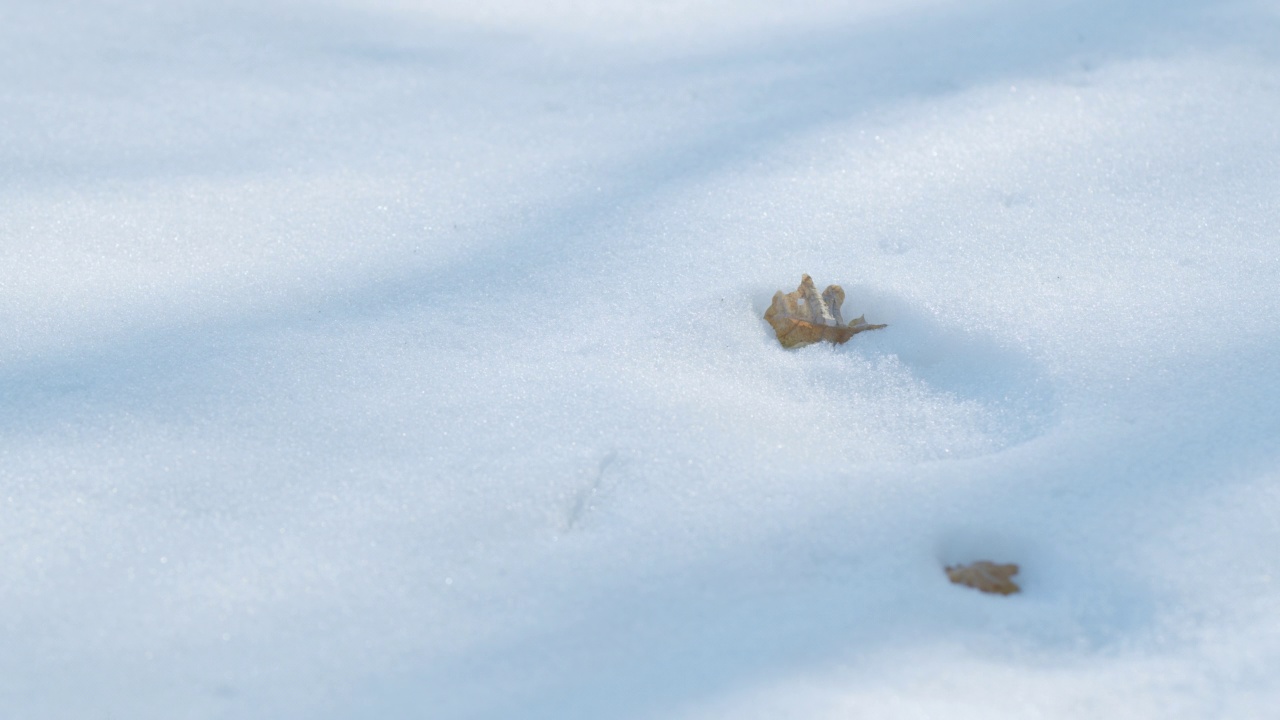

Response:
(2, 0), (1279, 717)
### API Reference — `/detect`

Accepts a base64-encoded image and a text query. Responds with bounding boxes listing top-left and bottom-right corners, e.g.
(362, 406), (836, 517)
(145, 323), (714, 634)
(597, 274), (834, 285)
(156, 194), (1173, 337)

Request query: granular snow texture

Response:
(2, 0), (1279, 718)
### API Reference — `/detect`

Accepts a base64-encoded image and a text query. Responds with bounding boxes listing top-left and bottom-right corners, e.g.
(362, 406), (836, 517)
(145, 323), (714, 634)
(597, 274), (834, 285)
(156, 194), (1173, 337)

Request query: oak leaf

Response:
(945, 561), (1021, 595)
(764, 275), (886, 349)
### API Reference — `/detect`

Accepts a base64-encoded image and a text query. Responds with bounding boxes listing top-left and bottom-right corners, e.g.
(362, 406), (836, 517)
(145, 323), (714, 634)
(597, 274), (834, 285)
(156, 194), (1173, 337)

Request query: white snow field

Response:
(3, 0), (1280, 717)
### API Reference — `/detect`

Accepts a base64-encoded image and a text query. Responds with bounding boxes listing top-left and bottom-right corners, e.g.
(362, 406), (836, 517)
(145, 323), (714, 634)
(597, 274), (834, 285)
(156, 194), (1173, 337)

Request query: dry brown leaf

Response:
(764, 274), (886, 349)
(945, 561), (1021, 595)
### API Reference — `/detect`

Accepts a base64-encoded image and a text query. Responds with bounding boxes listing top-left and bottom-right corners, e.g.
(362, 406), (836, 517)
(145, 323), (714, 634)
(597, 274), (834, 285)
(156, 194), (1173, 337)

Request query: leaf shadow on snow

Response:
(329, 333), (1280, 720)
(747, 281), (1058, 453)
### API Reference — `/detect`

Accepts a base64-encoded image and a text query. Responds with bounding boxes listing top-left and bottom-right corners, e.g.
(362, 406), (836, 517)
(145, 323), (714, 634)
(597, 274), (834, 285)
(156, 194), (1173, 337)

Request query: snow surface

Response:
(2, 0), (1280, 717)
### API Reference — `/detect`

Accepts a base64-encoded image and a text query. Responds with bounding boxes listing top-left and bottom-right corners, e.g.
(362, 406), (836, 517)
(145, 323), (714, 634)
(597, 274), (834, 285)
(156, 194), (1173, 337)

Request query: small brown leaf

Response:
(945, 561), (1021, 595)
(764, 275), (886, 349)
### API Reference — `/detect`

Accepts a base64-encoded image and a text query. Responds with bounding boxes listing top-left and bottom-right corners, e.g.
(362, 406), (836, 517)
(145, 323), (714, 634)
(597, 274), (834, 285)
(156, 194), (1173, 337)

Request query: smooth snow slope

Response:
(2, 0), (1279, 717)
